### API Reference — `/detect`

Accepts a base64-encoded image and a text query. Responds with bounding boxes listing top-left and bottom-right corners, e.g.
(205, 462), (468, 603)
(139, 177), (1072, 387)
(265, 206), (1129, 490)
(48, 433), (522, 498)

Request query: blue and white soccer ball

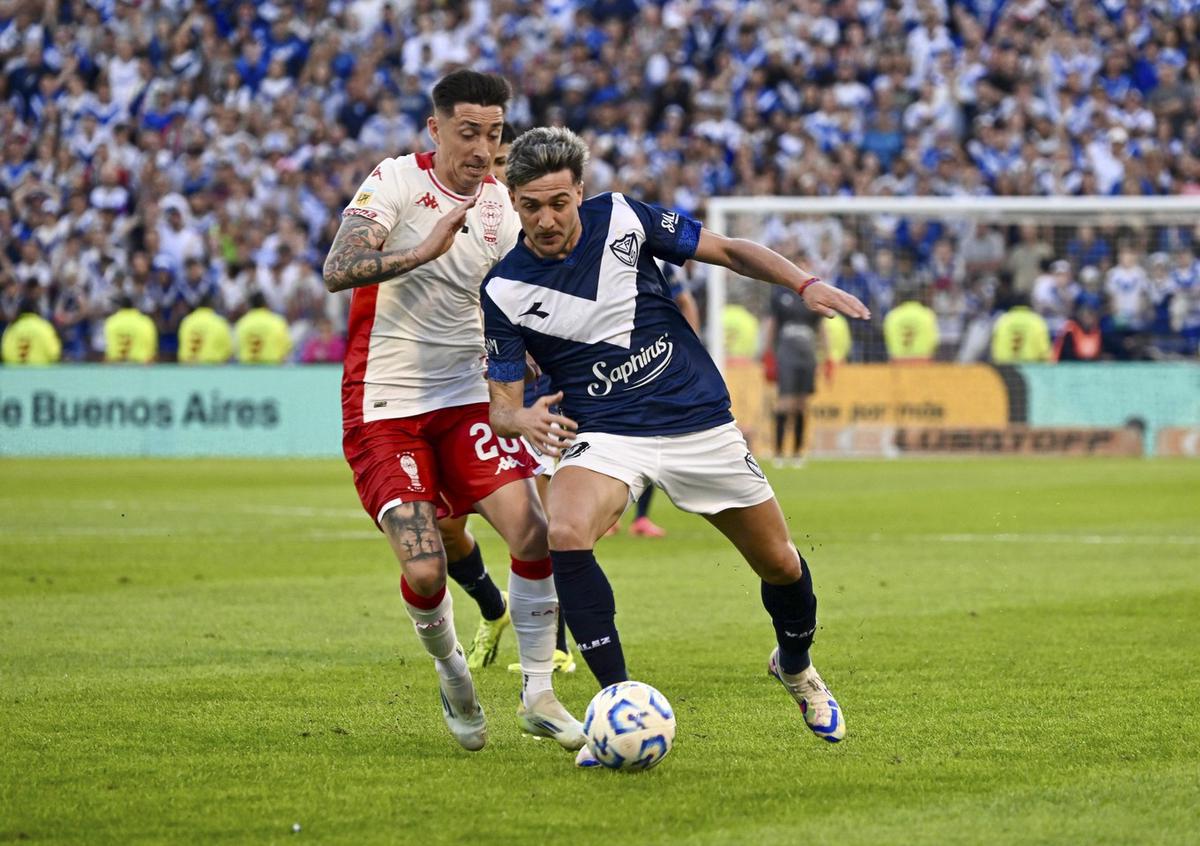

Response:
(583, 681), (676, 771)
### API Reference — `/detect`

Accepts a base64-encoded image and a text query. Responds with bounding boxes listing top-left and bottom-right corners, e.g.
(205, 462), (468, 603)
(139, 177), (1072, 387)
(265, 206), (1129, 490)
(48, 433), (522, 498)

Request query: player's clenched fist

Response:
(516, 391), (577, 457)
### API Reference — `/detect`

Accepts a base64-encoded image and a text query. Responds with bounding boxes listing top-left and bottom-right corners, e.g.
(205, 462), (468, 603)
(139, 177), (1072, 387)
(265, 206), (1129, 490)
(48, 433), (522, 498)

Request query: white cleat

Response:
(438, 646), (487, 751)
(767, 647), (846, 743)
(517, 690), (587, 750)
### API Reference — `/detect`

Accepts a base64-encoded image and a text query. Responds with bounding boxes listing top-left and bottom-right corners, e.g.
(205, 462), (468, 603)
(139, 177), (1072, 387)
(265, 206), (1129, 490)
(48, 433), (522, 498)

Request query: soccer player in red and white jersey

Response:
(322, 70), (584, 753)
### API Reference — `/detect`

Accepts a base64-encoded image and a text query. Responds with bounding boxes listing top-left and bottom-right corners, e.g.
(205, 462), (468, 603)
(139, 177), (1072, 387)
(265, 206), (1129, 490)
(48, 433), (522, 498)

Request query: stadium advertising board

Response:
(0, 366), (342, 457)
(1155, 428), (1200, 457)
(1017, 363), (1200, 455)
(805, 425), (1144, 457)
(808, 364), (1013, 428)
(892, 426), (1143, 456)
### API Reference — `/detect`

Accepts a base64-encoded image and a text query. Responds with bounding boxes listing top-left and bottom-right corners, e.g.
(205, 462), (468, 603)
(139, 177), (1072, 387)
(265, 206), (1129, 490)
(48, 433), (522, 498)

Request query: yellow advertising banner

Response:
(808, 364), (1012, 428)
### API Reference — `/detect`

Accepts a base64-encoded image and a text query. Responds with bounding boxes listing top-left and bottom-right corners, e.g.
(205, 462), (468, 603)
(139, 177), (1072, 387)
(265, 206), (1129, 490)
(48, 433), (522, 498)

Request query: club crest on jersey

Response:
(609, 232), (640, 267)
(477, 199), (503, 244)
(588, 333), (673, 397)
(415, 192), (441, 211)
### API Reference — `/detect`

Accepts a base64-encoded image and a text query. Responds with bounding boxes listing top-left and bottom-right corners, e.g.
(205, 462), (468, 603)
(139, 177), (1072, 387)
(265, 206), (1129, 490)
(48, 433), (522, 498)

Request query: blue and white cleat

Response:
(768, 647), (846, 743)
(517, 690), (587, 750)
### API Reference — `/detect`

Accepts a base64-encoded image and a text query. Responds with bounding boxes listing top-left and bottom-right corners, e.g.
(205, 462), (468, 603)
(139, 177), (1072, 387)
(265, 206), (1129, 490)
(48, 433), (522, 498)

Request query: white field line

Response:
(858, 532), (1200, 546)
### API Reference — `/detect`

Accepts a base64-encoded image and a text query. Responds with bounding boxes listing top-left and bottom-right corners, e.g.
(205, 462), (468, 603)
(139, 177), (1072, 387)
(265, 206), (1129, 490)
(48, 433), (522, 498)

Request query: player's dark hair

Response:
(431, 69), (510, 115)
(506, 126), (589, 188)
(501, 122), (517, 145)
(248, 291), (268, 310)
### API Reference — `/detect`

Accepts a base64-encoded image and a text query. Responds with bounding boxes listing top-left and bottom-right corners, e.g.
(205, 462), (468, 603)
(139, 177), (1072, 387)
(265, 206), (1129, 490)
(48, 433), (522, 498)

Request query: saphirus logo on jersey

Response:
(587, 333), (673, 397)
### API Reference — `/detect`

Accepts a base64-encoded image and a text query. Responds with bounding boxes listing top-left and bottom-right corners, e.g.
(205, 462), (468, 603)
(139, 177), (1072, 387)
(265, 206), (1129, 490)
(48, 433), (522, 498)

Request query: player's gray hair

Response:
(505, 126), (590, 188)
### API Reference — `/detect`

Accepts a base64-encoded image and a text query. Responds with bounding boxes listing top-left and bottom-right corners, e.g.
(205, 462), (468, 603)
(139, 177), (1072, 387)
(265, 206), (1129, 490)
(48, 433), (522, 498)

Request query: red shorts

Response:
(343, 402), (537, 527)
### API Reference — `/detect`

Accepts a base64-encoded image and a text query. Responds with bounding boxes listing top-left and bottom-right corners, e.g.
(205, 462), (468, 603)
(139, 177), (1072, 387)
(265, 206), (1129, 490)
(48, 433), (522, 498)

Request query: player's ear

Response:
(427, 114), (439, 145)
(574, 182), (584, 203)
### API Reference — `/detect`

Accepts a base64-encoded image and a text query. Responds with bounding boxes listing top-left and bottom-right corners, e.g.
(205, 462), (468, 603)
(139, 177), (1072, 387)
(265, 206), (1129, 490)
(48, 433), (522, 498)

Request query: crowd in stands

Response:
(2, 0), (1200, 366)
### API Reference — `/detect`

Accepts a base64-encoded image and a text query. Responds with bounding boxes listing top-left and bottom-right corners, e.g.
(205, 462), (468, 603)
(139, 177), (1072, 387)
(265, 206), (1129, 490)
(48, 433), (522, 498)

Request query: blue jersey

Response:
(483, 192), (732, 437)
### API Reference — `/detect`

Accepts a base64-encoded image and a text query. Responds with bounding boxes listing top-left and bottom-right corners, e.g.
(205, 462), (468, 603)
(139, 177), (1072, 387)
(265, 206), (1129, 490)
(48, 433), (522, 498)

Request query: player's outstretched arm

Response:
(322, 196), (477, 293)
(488, 383), (578, 458)
(692, 230), (871, 320)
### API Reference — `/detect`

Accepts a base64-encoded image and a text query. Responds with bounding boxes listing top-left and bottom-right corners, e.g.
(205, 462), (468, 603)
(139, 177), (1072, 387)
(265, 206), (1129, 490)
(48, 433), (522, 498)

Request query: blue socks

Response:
(551, 549), (628, 686)
(761, 554), (818, 674)
(635, 486), (654, 519)
(446, 544), (507, 621)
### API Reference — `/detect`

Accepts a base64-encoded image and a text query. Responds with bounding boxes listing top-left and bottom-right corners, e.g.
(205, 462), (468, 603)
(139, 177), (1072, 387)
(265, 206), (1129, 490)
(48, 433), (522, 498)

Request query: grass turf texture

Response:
(2, 457), (1198, 845)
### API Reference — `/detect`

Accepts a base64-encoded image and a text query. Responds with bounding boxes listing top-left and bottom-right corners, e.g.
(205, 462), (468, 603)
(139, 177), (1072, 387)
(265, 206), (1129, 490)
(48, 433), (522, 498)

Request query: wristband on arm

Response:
(793, 276), (820, 296)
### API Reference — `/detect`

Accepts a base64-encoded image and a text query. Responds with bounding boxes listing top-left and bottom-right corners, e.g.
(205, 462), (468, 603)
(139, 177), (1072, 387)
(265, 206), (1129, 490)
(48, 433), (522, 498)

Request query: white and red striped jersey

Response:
(341, 152), (522, 426)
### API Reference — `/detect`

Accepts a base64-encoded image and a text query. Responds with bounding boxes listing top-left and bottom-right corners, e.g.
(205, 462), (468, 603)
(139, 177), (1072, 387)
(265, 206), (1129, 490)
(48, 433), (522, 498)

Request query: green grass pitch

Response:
(2, 457), (1198, 845)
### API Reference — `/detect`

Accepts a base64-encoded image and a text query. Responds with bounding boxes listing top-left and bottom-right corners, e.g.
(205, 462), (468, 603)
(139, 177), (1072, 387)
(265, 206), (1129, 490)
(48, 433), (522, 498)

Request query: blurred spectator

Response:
(178, 295), (233, 364)
(235, 292), (291, 364)
(103, 296), (157, 364)
(1, 296), (60, 364)
(722, 303), (759, 360)
(1105, 246), (1152, 330)
(1005, 223), (1054, 295)
(883, 295), (939, 361)
(300, 316), (346, 364)
(0, 0), (1196, 364)
(1053, 303), (1104, 363)
(1032, 260), (1080, 336)
(990, 296), (1052, 363)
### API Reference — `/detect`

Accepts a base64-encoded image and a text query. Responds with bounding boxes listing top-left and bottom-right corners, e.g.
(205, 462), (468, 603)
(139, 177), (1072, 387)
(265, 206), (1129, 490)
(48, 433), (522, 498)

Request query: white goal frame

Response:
(704, 195), (1200, 373)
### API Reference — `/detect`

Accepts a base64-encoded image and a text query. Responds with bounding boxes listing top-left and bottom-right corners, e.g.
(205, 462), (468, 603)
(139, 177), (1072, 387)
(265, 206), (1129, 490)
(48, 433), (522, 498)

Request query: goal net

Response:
(701, 196), (1200, 456)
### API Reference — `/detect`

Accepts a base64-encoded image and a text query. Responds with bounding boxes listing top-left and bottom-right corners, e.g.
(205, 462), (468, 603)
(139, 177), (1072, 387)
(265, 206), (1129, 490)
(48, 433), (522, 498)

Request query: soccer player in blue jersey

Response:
(481, 127), (869, 764)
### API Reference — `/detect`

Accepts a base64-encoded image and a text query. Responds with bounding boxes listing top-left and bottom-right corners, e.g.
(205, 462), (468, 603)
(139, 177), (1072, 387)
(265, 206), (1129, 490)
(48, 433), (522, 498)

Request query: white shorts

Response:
(557, 422), (774, 515)
(521, 436), (556, 477)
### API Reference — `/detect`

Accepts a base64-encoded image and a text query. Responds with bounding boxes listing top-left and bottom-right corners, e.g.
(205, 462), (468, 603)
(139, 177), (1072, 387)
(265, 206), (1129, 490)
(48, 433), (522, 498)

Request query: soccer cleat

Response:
(505, 648), (577, 674)
(767, 647), (846, 743)
(517, 690), (587, 750)
(465, 591), (510, 670)
(553, 648), (576, 673)
(574, 744), (601, 768)
(628, 516), (667, 537)
(438, 646), (487, 751)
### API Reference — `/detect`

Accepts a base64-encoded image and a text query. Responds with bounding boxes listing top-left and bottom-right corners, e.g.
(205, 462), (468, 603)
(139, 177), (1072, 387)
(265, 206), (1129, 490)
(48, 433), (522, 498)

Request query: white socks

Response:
(402, 589), (466, 679)
(507, 572), (558, 700)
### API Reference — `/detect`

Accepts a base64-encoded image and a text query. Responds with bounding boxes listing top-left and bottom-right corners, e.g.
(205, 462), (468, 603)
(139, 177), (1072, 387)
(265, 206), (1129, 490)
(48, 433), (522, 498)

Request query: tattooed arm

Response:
(322, 195), (478, 293)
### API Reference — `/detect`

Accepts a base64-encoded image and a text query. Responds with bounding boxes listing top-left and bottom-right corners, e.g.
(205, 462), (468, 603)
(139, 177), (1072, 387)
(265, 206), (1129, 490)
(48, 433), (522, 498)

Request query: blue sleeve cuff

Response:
(673, 217), (701, 263)
(487, 358), (526, 383)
